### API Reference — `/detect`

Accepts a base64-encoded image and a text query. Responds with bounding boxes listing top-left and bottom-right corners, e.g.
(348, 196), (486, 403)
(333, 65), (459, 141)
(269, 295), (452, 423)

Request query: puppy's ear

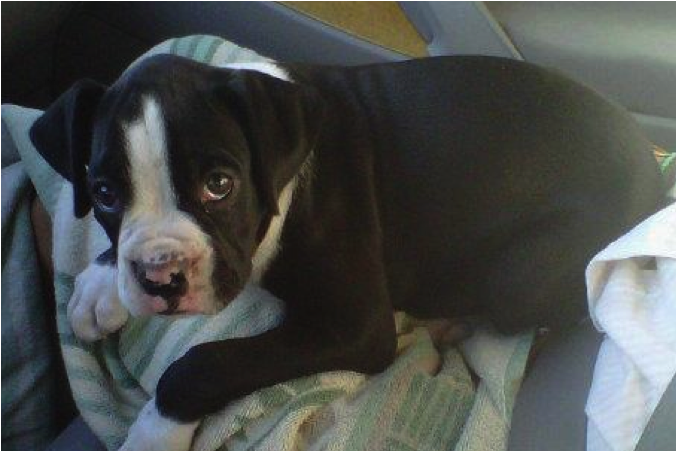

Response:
(221, 70), (325, 214)
(30, 79), (105, 218)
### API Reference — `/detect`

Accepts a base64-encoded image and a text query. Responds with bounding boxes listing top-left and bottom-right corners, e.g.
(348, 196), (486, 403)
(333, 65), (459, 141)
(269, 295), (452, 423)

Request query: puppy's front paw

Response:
(68, 263), (129, 342)
(120, 398), (199, 451)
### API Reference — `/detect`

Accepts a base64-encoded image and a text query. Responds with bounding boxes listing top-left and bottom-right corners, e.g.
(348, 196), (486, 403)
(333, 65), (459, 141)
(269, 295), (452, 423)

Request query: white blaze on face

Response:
(124, 97), (176, 217)
(118, 96), (215, 316)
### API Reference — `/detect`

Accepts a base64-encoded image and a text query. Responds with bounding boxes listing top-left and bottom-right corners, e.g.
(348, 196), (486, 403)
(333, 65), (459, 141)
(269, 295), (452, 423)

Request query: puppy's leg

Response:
(120, 398), (198, 451)
(481, 217), (607, 333)
(154, 313), (396, 422)
(68, 250), (128, 341)
(122, 310), (393, 449)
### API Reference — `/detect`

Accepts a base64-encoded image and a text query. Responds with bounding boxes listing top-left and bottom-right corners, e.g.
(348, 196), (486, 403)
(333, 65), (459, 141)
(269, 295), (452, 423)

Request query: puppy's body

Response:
(31, 55), (663, 445)
(273, 57), (662, 326)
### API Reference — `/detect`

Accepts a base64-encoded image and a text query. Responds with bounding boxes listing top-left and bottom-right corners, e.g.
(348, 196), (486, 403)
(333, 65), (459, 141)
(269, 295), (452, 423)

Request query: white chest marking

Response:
(250, 153), (314, 284)
(250, 177), (297, 284)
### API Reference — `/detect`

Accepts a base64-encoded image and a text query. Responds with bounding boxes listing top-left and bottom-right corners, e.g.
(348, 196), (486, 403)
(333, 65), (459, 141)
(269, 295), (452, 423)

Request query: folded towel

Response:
(6, 35), (533, 450)
(585, 203), (676, 451)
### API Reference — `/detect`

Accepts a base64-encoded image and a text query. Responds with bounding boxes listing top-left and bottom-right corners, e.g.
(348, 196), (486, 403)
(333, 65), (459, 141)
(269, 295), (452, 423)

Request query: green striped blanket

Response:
(9, 35), (533, 450)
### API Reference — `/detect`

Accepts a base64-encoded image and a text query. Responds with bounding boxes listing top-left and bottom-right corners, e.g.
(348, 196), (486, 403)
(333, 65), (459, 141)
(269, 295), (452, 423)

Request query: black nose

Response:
(131, 262), (188, 313)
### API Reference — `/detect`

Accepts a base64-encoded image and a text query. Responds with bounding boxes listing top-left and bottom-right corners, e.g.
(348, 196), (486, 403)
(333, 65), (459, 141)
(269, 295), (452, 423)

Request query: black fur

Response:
(30, 79), (106, 218)
(30, 54), (664, 423)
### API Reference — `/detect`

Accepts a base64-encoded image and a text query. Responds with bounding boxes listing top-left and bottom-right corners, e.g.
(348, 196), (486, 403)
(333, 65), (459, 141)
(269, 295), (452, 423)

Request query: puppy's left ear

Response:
(221, 69), (326, 214)
(30, 79), (106, 218)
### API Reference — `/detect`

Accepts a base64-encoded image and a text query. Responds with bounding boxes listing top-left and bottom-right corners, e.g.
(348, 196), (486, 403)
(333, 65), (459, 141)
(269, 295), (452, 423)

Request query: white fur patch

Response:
(250, 153), (314, 284)
(124, 97), (176, 217)
(249, 179), (296, 284)
(120, 398), (199, 450)
(68, 262), (129, 341)
(223, 61), (292, 82)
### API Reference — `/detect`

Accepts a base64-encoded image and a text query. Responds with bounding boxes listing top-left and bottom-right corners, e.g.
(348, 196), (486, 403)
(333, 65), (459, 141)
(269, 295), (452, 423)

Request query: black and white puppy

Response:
(30, 54), (663, 449)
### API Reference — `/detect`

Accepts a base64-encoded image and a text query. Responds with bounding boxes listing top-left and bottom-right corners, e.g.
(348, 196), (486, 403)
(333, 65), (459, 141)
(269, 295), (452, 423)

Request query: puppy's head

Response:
(30, 54), (324, 316)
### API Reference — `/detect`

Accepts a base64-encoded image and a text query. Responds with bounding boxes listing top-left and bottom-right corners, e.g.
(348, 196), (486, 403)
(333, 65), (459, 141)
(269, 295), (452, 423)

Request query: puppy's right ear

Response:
(30, 79), (105, 218)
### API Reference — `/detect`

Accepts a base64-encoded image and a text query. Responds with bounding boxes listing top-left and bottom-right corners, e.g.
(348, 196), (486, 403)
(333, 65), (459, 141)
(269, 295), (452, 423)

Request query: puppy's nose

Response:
(131, 260), (188, 313)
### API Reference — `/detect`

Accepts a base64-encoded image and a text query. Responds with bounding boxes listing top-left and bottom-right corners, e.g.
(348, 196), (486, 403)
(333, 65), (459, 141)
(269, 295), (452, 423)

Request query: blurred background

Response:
(2, 2), (674, 150)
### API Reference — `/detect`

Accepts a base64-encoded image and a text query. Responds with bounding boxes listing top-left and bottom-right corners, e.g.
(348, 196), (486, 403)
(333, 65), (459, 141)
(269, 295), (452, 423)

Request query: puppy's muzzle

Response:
(118, 213), (216, 317)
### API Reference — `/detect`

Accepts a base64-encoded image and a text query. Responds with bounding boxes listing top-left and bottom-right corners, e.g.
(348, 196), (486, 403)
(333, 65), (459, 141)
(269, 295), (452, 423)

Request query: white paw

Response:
(120, 398), (199, 451)
(68, 263), (129, 342)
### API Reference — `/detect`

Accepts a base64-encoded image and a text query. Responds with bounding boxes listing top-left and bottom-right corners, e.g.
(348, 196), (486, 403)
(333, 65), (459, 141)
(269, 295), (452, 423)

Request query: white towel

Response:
(585, 203), (676, 451)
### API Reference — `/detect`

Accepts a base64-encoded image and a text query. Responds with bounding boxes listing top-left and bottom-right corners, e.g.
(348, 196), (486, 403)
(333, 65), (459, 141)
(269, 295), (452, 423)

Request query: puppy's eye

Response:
(202, 171), (234, 202)
(92, 182), (119, 211)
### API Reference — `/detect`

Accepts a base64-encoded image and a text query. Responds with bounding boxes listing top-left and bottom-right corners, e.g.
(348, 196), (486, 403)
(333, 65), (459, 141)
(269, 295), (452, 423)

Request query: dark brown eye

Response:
(202, 171), (234, 202)
(92, 182), (119, 211)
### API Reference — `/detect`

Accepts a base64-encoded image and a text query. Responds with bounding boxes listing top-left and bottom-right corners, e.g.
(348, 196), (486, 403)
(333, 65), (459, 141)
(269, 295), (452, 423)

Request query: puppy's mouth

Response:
(131, 260), (190, 315)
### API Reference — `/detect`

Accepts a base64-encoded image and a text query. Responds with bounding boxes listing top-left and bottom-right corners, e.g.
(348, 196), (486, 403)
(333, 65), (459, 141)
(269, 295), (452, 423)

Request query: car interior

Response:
(2, 2), (675, 451)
